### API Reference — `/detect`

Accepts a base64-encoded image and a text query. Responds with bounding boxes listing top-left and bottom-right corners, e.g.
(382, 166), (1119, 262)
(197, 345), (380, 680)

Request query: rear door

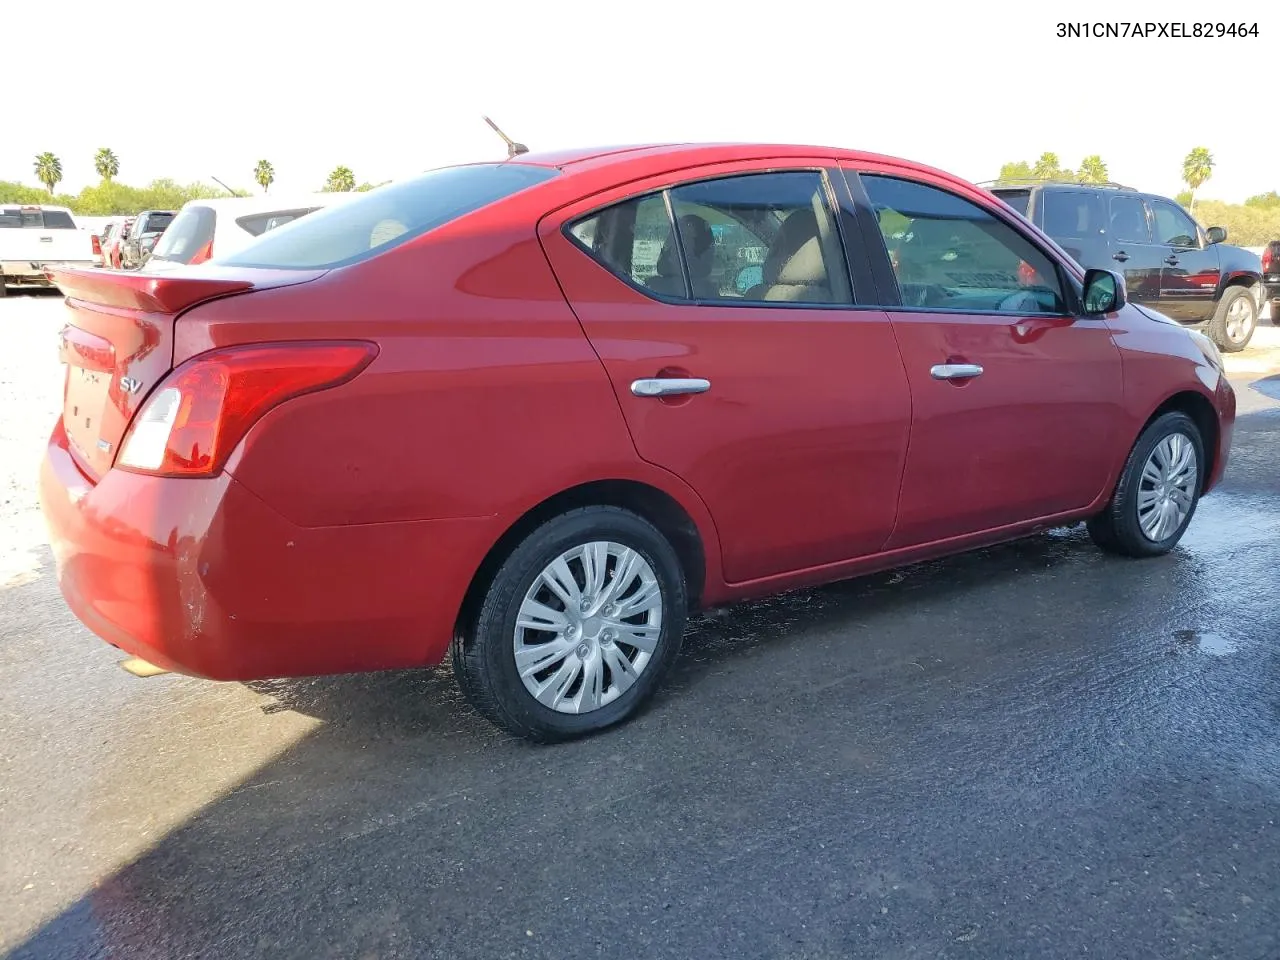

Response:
(539, 161), (913, 584)
(844, 166), (1125, 547)
(1150, 197), (1221, 322)
(1104, 193), (1164, 305)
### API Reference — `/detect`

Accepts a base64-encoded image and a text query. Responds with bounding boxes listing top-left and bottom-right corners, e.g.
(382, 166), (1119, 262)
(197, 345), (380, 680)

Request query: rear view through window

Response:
(0, 208), (76, 229)
(217, 163), (560, 270)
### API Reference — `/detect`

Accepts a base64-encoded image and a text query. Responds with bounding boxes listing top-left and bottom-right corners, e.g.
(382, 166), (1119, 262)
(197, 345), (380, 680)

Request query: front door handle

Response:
(1165, 255), (1179, 265)
(930, 363), (984, 381)
(631, 377), (711, 398)
(1113, 251), (1129, 262)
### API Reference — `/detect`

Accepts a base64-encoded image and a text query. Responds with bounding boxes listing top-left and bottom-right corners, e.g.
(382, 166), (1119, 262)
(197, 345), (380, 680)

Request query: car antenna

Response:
(482, 116), (529, 159)
(210, 176), (247, 198)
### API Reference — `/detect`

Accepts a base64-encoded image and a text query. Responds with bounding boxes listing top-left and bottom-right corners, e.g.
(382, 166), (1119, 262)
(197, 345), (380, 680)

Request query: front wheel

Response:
(1206, 285), (1257, 352)
(1087, 411), (1204, 558)
(452, 506), (688, 742)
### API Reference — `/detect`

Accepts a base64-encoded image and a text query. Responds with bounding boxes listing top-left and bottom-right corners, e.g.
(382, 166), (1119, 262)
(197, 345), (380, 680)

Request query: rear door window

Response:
(217, 164), (560, 269)
(1108, 196), (1151, 243)
(41, 210), (76, 229)
(568, 170), (852, 305)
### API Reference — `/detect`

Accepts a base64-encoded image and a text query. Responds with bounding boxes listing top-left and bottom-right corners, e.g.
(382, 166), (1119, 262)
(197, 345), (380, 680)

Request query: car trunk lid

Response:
(47, 266), (323, 481)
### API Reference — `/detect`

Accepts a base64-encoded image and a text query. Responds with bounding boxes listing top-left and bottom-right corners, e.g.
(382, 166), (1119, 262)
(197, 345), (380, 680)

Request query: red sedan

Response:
(41, 143), (1236, 741)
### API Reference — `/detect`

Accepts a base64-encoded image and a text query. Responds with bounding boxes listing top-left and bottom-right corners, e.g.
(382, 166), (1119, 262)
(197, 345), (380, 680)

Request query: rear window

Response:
(0, 208), (75, 228)
(235, 207), (322, 237)
(140, 212), (175, 234)
(150, 206), (216, 263)
(1041, 191), (1104, 239)
(991, 189), (1032, 217)
(217, 163), (560, 270)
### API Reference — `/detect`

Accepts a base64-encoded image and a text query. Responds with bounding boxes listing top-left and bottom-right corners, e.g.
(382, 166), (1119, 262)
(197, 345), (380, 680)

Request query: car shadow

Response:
(8, 408), (1279, 960)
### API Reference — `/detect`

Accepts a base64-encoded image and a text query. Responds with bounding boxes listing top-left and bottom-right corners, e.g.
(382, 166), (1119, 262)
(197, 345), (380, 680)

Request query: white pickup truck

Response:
(0, 204), (98, 296)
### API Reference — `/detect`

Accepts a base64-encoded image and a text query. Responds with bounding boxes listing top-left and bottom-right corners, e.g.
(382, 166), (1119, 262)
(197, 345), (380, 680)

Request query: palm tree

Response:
(1078, 155), (1108, 184)
(254, 160), (275, 193)
(33, 152), (63, 194)
(1031, 152), (1063, 180)
(1181, 147), (1214, 214)
(325, 165), (356, 192)
(94, 148), (120, 181)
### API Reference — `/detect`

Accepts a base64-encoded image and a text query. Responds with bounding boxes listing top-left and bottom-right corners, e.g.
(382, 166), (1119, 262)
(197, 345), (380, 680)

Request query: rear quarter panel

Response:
(175, 204), (724, 581)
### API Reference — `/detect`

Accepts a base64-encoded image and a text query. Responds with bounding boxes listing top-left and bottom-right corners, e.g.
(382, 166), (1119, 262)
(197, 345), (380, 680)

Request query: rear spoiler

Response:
(46, 267), (255, 314)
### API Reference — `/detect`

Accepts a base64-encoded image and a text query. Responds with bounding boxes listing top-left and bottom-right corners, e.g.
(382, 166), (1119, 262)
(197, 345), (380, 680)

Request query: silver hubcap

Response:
(1137, 432), (1198, 542)
(1224, 295), (1254, 342)
(514, 541), (664, 714)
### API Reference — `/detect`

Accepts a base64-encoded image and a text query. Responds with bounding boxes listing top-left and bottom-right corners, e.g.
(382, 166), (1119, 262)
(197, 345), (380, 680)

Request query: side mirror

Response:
(1205, 225), (1227, 244)
(1082, 268), (1127, 314)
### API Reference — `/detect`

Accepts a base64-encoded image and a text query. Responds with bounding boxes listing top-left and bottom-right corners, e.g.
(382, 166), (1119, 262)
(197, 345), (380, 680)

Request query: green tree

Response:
(324, 165), (356, 192)
(1181, 147), (1213, 214)
(94, 148), (120, 181)
(996, 160), (1034, 183)
(1032, 152), (1066, 181)
(1174, 190), (1193, 207)
(1244, 191), (1280, 208)
(1078, 155), (1108, 184)
(254, 159), (275, 193)
(33, 152), (63, 194)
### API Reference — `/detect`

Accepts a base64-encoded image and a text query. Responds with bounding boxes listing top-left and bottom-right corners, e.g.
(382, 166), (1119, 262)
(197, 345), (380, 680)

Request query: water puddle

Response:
(1172, 628), (1239, 657)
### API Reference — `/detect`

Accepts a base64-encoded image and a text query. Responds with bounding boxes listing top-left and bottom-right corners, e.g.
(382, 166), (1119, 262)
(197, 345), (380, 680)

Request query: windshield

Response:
(216, 163), (560, 270)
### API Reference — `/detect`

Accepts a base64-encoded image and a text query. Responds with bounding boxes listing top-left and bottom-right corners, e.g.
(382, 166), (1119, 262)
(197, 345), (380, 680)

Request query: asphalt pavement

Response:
(1, 293), (1278, 959)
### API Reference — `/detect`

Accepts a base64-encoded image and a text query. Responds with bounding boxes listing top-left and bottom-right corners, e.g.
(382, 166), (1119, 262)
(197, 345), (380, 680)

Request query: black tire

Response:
(1205, 285), (1257, 352)
(1087, 411), (1205, 558)
(452, 506), (688, 742)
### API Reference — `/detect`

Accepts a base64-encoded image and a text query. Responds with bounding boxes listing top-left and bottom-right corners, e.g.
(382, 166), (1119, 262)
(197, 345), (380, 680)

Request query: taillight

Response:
(1264, 246), (1274, 272)
(91, 235), (102, 255)
(115, 341), (378, 477)
(189, 238), (214, 265)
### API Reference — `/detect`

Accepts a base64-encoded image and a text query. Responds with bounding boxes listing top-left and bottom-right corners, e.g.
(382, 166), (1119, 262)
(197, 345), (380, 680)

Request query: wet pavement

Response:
(2, 361), (1279, 959)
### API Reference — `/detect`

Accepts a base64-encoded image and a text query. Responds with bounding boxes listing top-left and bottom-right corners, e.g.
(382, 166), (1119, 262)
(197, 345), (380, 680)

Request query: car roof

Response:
(503, 141), (981, 197)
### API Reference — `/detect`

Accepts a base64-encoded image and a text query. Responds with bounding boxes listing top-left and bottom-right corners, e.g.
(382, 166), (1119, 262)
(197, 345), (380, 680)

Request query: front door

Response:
(539, 163), (913, 584)
(847, 169), (1126, 548)
(1150, 197), (1222, 322)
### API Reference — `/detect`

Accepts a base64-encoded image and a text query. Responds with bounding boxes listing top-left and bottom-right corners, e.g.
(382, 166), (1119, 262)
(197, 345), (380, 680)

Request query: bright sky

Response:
(6, 0), (1274, 202)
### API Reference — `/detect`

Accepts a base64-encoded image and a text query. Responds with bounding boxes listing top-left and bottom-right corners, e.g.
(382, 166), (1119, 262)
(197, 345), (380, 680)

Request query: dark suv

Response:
(120, 209), (176, 270)
(990, 181), (1264, 351)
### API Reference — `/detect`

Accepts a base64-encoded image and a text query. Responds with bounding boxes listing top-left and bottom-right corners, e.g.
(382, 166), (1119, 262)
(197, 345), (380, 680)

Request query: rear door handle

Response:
(1112, 251), (1129, 262)
(930, 363), (984, 381)
(630, 377), (711, 398)
(1165, 255), (1179, 265)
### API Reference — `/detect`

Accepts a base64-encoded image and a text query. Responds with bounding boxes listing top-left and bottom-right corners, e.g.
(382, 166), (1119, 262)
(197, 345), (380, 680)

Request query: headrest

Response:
(764, 209), (827, 287)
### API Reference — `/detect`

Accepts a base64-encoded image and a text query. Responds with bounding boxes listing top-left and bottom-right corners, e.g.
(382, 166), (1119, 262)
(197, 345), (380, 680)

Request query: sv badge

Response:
(119, 376), (143, 394)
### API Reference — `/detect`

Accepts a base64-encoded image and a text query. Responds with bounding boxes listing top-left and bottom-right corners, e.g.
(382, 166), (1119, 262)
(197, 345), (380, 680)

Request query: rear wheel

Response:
(1087, 411), (1204, 557)
(452, 506), (688, 742)
(1206, 285), (1257, 352)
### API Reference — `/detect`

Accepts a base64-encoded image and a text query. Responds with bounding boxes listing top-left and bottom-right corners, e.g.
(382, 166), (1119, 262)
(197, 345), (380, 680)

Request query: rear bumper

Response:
(40, 420), (496, 681)
(1263, 279), (1280, 306)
